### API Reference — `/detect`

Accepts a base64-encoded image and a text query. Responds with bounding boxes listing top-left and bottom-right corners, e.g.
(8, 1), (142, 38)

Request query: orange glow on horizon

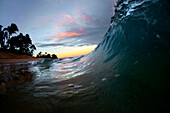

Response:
(56, 45), (97, 58)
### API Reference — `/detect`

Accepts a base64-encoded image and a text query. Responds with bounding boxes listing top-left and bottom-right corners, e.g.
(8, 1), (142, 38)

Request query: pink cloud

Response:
(56, 32), (84, 38)
(55, 23), (64, 28)
(53, 32), (85, 41)
(76, 14), (93, 23)
(54, 14), (76, 29)
(62, 14), (72, 19)
(82, 15), (90, 21)
(73, 9), (80, 14)
(69, 20), (75, 23)
(79, 28), (84, 31)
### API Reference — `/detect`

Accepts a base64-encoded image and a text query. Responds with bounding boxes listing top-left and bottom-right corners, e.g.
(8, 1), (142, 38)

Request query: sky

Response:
(0, 0), (116, 58)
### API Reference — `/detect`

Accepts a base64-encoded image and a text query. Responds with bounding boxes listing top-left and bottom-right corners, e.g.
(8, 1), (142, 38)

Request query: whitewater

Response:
(0, 0), (170, 113)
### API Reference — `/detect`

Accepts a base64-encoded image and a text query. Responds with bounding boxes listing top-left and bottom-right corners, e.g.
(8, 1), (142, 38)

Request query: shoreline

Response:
(0, 58), (44, 64)
(0, 50), (45, 64)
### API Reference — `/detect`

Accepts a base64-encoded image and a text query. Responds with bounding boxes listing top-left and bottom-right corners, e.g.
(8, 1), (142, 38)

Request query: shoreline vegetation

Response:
(0, 23), (58, 63)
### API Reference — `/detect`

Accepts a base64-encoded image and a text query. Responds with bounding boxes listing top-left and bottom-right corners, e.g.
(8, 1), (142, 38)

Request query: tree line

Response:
(0, 23), (36, 56)
(36, 52), (58, 59)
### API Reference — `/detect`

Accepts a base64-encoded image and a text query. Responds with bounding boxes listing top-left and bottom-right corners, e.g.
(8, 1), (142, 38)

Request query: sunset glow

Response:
(82, 15), (91, 21)
(0, 0), (114, 58)
(69, 20), (74, 23)
(55, 32), (84, 41)
(63, 14), (72, 19)
(56, 45), (97, 58)
(79, 28), (84, 31)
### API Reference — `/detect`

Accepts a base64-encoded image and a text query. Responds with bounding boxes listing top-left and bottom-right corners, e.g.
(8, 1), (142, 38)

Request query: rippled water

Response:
(0, 0), (170, 113)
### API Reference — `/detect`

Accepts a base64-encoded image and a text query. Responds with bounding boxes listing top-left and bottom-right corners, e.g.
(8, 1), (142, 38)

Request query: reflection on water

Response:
(0, 55), (95, 97)
(31, 55), (94, 83)
(0, 56), (100, 113)
(0, 63), (34, 87)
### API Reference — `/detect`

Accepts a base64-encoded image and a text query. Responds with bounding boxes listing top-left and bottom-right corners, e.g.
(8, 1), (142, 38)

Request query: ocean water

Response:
(0, 0), (170, 113)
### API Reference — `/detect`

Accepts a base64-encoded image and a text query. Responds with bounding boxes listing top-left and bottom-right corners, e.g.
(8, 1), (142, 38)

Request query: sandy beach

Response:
(0, 50), (44, 63)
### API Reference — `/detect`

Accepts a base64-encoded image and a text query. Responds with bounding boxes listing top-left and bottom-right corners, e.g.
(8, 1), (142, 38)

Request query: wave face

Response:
(0, 0), (170, 113)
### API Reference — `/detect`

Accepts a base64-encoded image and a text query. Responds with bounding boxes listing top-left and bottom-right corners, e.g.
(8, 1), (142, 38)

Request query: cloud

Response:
(35, 42), (93, 48)
(53, 32), (85, 41)
(82, 15), (91, 21)
(61, 25), (109, 46)
(63, 14), (72, 19)
(79, 28), (84, 31)
(69, 20), (75, 23)
(32, 0), (115, 49)
(36, 43), (65, 47)
(56, 32), (84, 38)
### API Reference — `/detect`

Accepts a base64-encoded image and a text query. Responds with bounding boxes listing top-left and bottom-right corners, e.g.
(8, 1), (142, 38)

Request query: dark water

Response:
(0, 0), (170, 113)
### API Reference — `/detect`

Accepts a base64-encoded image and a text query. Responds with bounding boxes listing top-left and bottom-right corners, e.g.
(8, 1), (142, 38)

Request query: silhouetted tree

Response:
(13, 33), (24, 52)
(36, 52), (58, 59)
(52, 54), (58, 59)
(46, 54), (51, 58)
(8, 35), (16, 51)
(3, 23), (19, 48)
(3, 31), (8, 49)
(21, 34), (33, 54)
(0, 23), (36, 56)
(0, 25), (5, 49)
(30, 44), (36, 56)
(0, 25), (2, 31)
(36, 51), (42, 58)
(8, 33), (36, 55)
